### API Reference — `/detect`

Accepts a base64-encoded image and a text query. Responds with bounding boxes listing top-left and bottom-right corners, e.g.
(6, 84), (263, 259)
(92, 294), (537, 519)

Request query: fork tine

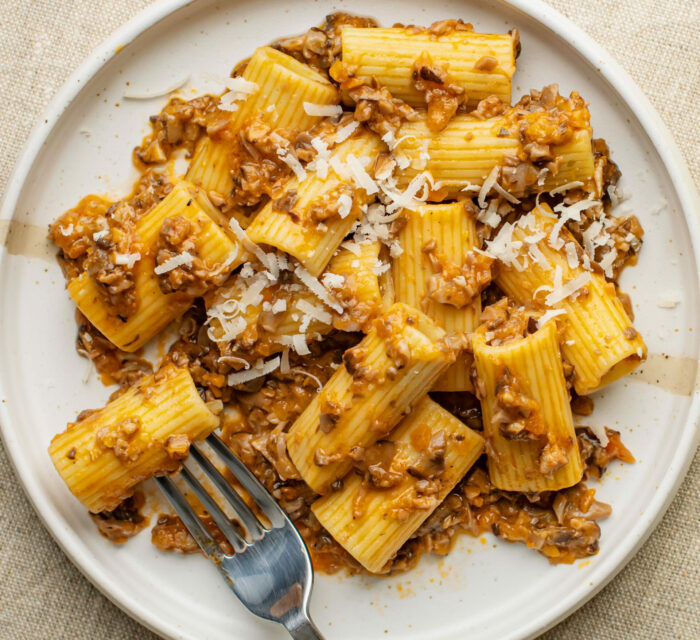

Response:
(206, 433), (287, 527)
(189, 445), (266, 540)
(154, 475), (223, 561)
(179, 465), (248, 553)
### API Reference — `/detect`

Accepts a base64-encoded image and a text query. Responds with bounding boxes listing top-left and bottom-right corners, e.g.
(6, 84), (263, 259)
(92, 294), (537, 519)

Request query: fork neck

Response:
(284, 610), (325, 640)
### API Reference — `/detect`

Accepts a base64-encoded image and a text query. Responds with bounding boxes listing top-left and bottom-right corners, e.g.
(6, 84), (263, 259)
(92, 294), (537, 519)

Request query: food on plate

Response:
(48, 13), (643, 575)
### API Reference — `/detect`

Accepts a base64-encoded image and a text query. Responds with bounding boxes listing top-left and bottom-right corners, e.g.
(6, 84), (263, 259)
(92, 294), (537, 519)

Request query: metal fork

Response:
(154, 433), (325, 640)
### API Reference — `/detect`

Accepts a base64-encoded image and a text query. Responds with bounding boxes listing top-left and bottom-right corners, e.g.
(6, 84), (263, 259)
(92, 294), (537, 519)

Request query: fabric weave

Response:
(0, 1), (697, 638)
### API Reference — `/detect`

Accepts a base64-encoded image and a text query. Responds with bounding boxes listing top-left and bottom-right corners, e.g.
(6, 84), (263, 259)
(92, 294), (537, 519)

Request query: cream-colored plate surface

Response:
(1, 1), (698, 639)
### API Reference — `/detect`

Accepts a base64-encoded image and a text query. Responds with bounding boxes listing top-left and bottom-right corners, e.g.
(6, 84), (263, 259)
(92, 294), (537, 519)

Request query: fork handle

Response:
(285, 612), (326, 640)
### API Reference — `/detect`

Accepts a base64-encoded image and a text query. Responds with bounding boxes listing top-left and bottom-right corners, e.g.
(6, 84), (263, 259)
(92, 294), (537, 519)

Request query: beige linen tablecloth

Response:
(0, 1), (698, 638)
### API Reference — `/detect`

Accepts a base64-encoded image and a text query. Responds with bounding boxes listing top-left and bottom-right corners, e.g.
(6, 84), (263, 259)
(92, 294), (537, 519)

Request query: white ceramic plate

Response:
(1, 1), (698, 638)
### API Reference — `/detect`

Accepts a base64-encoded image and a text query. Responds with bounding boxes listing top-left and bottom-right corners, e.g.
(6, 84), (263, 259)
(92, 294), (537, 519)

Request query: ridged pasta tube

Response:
(312, 397), (483, 573)
(472, 321), (583, 492)
(187, 47), (340, 197)
(232, 47), (340, 130)
(286, 303), (455, 494)
(495, 206), (647, 394)
(68, 182), (243, 351)
(246, 132), (383, 276)
(396, 117), (594, 195)
(49, 364), (219, 513)
(186, 136), (234, 200)
(392, 202), (483, 391)
(341, 27), (516, 108)
(325, 241), (383, 332)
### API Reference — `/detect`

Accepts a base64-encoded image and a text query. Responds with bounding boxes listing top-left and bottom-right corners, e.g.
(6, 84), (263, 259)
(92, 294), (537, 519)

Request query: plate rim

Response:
(0, 1), (698, 639)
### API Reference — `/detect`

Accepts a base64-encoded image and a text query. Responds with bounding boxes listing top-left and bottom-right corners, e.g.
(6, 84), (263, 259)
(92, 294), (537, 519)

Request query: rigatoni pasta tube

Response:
(186, 136), (234, 199)
(341, 27), (516, 108)
(494, 206), (647, 395)
(396, 118), (593, 194)
(311, 397), (484, 573)
(472, 320), (583, 492)
(188, 48), (339, 197)
(325, 241), (383, 332)
(246, 132), (383, 276)
(68, 182), (243, 351)
(231, 47), (339, 130)
(49, 364), (219, 513)
(392, 202), (484, 391)
(286, 303), (455, 494)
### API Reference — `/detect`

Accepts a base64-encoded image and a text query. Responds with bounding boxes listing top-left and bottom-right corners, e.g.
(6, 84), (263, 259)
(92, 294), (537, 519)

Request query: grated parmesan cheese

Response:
(478, 166), (500, 208)
(219, 77), (259, 112)
(321, 272), (345, 289)
(294, 265), (343, 313)
(545, 272), (592, 306)
(340, 240), (362, 256)
(549, 181), (584, 196)
(114, 252), (141, 268)
(337, 193), (353, 218)
(307, 136), (330, 180)
(276, 147), (307, 181)
(373, 259), (391, 276)
(483, 222), (523, 268)
(477, 198), (502, 229)
(564, 242), (579, 269)
(537, 308), (567, 328)
(296, 298), (333, 325)
(292, 334), (310, 355)
(549, 199), (600, 250)
(280, 348), (290, 373)
(389, 240), (403, 258)
(271, 299), (287, 314)
(395, 153), (410, 170)
(492, 182), (521, 204)
(123, 75), (190, 100)
(346, 154), (379, 195)
(303, 102), (343, 117)
(228, 217), (280, 280)
(528, 243), (551, 271)
(227, 356), (280, 386)
(657, 291), (682, 309)
(154, 251), (194, 275)
(588, 423), (609, 447)
(289, 367), (323, 390)
(335, 120), (359, 143)
(598, 248), (617, 278)
(417, 140), (430, 169)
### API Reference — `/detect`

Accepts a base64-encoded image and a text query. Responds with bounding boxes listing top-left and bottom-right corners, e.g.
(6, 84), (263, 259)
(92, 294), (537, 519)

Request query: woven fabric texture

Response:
(0, 1), (698, 639)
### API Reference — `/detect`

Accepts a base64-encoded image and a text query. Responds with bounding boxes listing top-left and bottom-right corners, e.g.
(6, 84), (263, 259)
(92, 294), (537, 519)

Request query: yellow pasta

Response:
(48, 364), (219, 513)
(494, 206), (647, 395)
(311, 397), (483, 573)
(286, 303), (455, 494)
(472, 320), (583, 492)
(68, 182), (243, 352)
(396, 117), (594, 195)
(246, 132), (383, 276)
(186, 136), (234, 199)
(231, 47), (339, 130)
(325, 241), (383, 332)
(341, 27), (516, 108)
(392, 202), (484, 391)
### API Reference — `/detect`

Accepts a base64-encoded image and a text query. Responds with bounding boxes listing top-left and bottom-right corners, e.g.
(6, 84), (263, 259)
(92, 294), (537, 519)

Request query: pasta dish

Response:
(47, 13), (645, 576)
